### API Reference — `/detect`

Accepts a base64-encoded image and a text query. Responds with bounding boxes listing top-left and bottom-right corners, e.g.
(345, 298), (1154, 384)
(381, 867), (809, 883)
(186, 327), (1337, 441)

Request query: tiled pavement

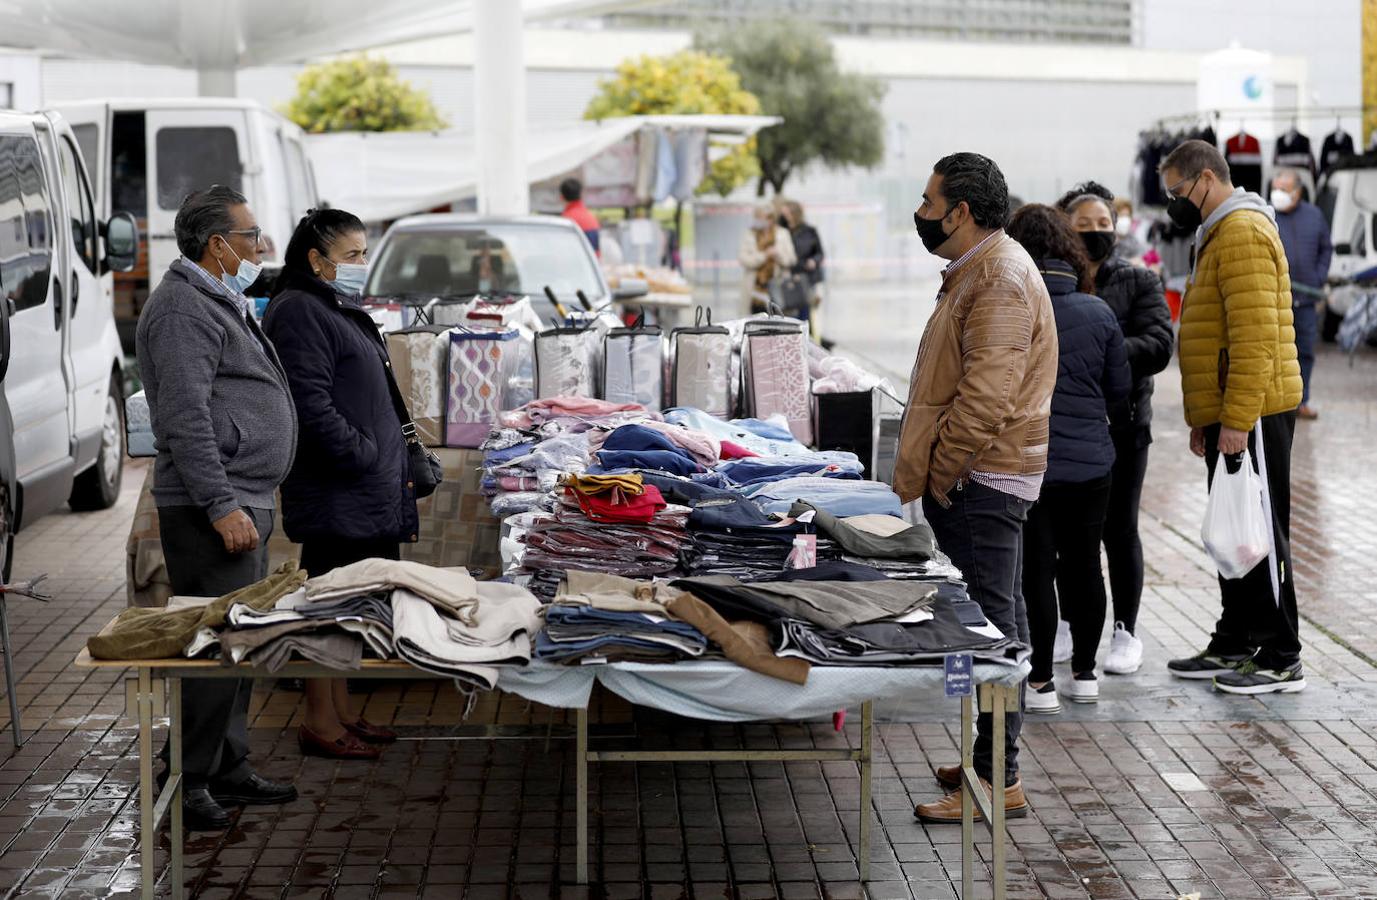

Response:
(1, 337), (1377, 897)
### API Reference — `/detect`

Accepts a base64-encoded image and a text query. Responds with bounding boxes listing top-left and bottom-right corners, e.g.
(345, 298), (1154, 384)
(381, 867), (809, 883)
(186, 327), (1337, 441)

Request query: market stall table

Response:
(75, 649), (1024, 898)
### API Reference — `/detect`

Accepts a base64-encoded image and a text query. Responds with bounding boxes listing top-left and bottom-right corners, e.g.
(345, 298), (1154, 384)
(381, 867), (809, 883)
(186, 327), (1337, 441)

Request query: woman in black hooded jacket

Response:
(263, 208), (418, 760)
(1057, 182), (1173, 677)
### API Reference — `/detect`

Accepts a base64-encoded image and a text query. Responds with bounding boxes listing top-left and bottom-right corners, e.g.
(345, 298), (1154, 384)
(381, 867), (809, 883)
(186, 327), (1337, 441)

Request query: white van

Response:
(52, 98), (320, 349)
(1316, 156), (1377, 338)
(0, 110), (138, 578)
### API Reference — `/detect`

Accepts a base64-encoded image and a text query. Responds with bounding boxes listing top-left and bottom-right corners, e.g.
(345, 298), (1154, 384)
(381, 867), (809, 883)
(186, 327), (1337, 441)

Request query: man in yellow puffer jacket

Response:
(1158, 140), (1305, 695)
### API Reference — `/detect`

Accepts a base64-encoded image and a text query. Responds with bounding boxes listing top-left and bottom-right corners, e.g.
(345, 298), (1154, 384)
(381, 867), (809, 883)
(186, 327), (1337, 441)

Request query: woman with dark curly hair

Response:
(1005, 204), (1131, 712)
(1055, 182), (1173, 676)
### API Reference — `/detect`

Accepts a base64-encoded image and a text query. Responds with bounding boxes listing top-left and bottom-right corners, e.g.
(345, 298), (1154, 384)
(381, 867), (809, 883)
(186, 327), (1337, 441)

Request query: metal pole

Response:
(138, 668), (154, 900)
(960, 692), (973, 899)
(576, 705), (588, 885)
(991, 684), (1007, 900)
(169, 677), (184, 900)
(0, 596), (21, 748)
(859, 701), (873, 883)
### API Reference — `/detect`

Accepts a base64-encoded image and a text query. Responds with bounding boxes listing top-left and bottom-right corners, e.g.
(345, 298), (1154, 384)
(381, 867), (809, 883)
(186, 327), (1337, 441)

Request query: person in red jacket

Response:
(560, 178), (601, 255)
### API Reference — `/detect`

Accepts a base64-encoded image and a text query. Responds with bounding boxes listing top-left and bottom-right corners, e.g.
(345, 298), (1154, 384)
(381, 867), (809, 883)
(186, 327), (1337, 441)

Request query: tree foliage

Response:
(281, 55), (447, 134)
(584, 50), (762, 197)
(696, 21), (886, 195)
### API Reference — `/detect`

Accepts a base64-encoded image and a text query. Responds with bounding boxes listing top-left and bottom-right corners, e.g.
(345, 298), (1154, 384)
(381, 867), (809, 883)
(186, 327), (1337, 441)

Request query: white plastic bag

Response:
(1201, 451), (1272, 580)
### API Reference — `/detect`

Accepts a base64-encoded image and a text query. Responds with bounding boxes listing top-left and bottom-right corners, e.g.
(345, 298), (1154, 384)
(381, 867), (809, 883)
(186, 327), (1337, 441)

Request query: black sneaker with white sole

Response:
(1213, 659), (1306, 695)
(1166, 650), (1252, 680)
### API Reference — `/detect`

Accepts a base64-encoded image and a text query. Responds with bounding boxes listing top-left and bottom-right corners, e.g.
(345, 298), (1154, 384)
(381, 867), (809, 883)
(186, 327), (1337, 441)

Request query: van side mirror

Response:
(104, 212), (139, 273)
(1336, 243), (1352, 255)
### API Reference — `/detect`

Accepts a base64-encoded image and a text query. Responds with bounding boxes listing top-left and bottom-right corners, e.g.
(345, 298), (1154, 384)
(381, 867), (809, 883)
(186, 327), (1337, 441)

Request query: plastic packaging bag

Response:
(1201, 454), (1272, 579)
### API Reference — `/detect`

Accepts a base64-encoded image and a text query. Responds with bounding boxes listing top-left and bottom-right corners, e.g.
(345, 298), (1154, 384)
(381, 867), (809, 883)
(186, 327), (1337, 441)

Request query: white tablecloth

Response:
(497, 658), (1028, 723)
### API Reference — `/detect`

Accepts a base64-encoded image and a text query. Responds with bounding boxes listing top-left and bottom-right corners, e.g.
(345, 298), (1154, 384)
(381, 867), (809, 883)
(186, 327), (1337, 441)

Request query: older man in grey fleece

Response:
(136, 185), (299, 830)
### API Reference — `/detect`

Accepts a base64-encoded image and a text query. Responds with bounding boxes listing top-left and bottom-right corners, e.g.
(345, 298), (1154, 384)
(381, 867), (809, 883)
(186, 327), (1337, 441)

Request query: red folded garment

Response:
(570, 483), (667, 524)
(719, 440), (761, 459)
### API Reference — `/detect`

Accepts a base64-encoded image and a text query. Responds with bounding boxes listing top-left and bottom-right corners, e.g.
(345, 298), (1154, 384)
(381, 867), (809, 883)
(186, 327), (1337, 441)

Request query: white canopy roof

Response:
(0, 0), (658, 68)
(307, 114), (781, 222)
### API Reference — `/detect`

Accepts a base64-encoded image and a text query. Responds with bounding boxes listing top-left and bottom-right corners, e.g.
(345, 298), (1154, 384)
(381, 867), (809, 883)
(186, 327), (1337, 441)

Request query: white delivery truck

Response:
(52, 98), (321, 349)
(0, 109), (139, 579)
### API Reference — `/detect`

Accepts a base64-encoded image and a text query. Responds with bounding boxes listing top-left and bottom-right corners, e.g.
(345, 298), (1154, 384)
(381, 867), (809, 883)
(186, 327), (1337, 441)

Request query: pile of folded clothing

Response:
(682, 492), (839, 580)
(673, 562), (1025, 667)
(787, 501), (962, 581)
(218, 590), (395, 671)
(535, 604), (708, 663)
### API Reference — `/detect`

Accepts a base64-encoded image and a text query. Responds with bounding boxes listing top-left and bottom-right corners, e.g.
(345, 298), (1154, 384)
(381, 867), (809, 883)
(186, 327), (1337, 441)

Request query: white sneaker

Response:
(1104, 621), (1143, 675)
(1063, 672), (1099, 704)
(1025, 681), (1062, 714)
(1052, 620), (1072, 664)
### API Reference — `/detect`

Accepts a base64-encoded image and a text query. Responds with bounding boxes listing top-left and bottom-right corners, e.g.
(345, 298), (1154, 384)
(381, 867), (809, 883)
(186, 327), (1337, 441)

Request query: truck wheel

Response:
(69, 375), (125, 511)
(1321, 306), (1343, 343)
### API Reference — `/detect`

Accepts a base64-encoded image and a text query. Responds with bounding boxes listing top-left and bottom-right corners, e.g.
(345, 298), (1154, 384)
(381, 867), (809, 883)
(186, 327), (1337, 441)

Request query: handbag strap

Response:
(379, 347), (423, 445)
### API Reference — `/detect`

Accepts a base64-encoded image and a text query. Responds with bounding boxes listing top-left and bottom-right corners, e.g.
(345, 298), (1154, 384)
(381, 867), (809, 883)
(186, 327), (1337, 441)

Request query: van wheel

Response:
(69, 376), (125, 511)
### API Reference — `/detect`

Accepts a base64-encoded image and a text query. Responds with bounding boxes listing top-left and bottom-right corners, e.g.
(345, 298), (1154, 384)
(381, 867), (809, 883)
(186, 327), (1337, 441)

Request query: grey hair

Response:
(174, 184), (248, 260)
(1272, 167), (1302, 190)
(1066, 193), (1117, 224)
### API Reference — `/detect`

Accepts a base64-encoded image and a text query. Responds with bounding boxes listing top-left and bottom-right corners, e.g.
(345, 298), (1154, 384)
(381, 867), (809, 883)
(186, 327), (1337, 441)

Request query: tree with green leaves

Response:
(281, 55), (447, 133)
(695, 21), (886, 195)
(584, 49), (762, 197)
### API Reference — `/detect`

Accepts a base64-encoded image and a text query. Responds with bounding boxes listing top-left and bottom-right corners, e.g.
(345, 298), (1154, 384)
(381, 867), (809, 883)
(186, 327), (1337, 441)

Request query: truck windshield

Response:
(366, 223), (604, 305)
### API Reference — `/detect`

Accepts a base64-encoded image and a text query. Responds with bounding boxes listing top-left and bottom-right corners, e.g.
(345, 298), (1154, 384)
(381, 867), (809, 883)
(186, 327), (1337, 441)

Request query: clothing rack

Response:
(1150, 106), (1371, 130)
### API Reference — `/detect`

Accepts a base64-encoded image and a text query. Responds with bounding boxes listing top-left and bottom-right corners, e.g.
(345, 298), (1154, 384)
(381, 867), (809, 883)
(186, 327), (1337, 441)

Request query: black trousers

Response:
(1203, 413), (1302, 668)
(923, 480), (1030, 788)
(1102, 438), (1150, 634)
(158, 505), (273, 786)
(1025, 474), (1113, 682)
(299, 537), (400, 579)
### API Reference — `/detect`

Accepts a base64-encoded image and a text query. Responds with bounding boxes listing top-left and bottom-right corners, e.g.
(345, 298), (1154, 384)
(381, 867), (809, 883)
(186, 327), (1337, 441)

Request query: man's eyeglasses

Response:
(1163, 174), (1198, 201)
(224, 227), (263, 245)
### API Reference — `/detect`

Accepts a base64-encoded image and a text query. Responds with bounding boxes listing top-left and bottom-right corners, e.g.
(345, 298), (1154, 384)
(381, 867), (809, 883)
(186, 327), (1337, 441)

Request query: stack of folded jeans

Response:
(786, 501), (962, 581)
(716, 452), (864, 488)
(682, 494), (838, 580)
(742, 476), (902, 517)
(535, 603), (708, 663)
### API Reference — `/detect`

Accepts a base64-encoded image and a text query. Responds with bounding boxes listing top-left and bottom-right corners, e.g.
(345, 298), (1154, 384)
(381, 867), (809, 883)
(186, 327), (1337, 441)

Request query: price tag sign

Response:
(944, 653), (973, 697)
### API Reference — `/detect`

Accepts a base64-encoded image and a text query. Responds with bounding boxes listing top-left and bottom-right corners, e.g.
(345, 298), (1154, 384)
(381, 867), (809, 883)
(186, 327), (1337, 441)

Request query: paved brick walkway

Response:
(0, 334), (1375, 898)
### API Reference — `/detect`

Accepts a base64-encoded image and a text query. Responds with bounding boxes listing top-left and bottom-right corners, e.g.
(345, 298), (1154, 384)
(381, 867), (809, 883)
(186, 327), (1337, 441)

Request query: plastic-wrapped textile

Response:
(603, 317), (664, 411)
(670, 307), (732, 418)
(741, 318), (813, 444)
(447, 329), (525, 448)
(386, 325), (452, 447)
(536, 326), (600, 399)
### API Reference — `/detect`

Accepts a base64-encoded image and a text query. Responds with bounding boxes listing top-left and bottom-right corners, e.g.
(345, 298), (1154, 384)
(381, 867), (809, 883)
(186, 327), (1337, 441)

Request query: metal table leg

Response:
(859, 701), (873, 883)
(137, 668), (155, 900)
(0, 595), (21, 748)
(991, 684), (1007, 900)
(169, 677), (184, 899)
(576, 706), (589, 885)
(960, 692), (974, 899)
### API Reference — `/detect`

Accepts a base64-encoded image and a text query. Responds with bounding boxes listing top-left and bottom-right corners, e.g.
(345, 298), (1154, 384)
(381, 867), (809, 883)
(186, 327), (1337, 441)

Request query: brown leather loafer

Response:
(1297, 405), (1319, 420)
(298, 724), (382, 760)
(344, 717), (398, 744)
(915, 778), (1028, 823)
(935, 764), (961, 789)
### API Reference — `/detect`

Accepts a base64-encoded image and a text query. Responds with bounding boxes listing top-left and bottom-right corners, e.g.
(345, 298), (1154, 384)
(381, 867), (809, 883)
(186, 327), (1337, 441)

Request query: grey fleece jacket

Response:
(136, 259), (298, 522)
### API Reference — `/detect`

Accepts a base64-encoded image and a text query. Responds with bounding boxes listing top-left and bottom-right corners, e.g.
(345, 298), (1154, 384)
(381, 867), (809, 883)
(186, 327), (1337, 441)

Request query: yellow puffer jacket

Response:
(1178, 205), (1302, 431)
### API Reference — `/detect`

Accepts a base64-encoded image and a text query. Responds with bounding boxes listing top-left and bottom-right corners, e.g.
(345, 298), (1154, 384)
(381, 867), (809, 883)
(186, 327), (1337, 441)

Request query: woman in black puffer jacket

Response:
(264, 209), (418, 760)
(1008, 205), (1131, 712)
(1058, 182), (1173, 678)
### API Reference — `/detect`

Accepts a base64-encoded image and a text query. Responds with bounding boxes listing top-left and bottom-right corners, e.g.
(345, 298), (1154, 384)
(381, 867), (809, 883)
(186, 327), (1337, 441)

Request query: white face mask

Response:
(217, 239), (263, 295)
(1270, 189), (1296, 212)
(329, 261), (369, 296)
(1114, 217), (1131, 236)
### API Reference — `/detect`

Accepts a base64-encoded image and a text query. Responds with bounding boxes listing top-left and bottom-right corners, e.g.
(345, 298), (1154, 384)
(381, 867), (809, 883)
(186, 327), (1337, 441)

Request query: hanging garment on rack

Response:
(1274, 129), (1317, 178)
(1225, 132), (1265, 194)
(1197, 125), (1218, 148)
(1135, 133), (1168, 207)
(1321, 128), (1356, 177)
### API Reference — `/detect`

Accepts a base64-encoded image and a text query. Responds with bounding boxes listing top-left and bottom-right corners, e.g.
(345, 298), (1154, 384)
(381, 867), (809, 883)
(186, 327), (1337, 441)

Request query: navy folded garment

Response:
(688, 494), (778, 530)
(761, 560), (890, 583)
(594, 449), (705, 476)
(637, 471), (742, 506)
(602, 424), (684, 455)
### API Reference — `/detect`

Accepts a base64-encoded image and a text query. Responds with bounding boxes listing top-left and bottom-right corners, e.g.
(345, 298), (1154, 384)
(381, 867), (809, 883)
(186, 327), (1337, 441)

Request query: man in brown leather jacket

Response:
(899, 153), (1058, 824)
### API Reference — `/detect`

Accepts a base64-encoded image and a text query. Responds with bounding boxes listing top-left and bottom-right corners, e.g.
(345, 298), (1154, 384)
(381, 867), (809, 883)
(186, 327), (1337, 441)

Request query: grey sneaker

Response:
(1167, 650), (1251, 680)
(1214, 659), (1306, 695)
